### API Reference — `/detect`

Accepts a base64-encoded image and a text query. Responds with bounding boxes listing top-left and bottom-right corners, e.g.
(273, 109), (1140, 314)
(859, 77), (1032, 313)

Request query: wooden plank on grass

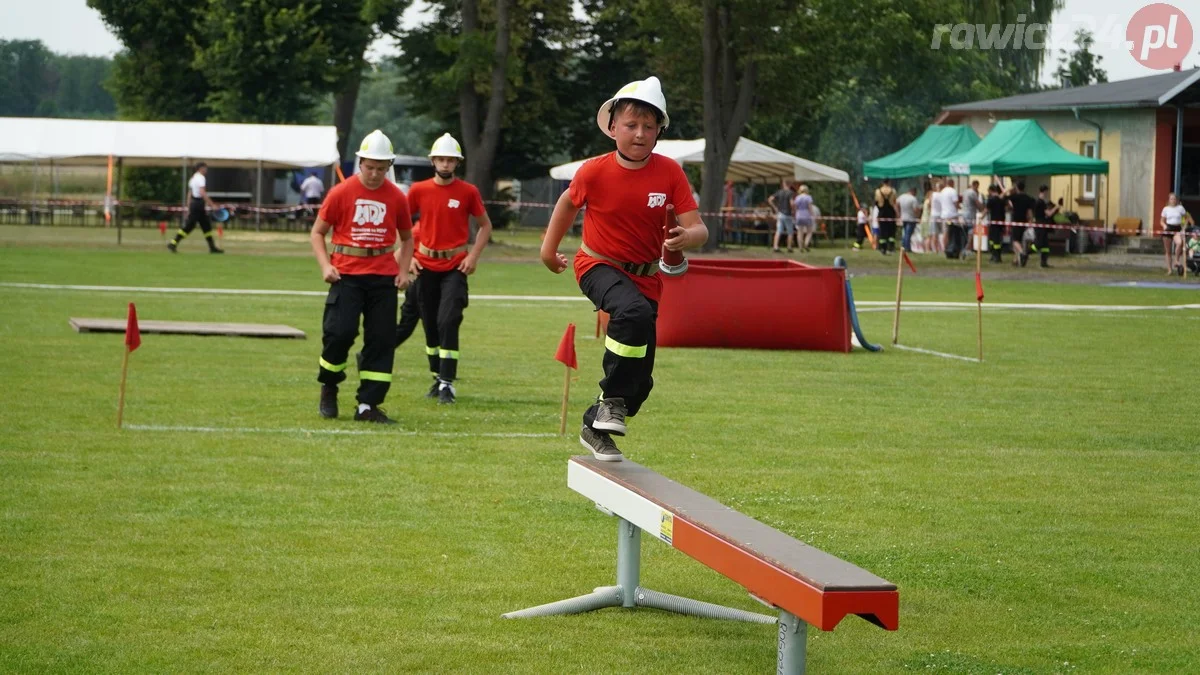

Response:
(70, 318), (305, 339)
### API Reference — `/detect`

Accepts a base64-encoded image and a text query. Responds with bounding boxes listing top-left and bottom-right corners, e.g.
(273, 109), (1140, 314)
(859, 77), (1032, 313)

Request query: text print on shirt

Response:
(353, 199), (387, 226)
(448, 199), (461, 209)
(647, 193), (666, 208)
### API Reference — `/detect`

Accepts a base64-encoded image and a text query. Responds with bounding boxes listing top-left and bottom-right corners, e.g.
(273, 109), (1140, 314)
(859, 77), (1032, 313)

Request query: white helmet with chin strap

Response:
(429, 133), (464, 159)
(355, 129), (395, 161)
(595, 76), (670, 137)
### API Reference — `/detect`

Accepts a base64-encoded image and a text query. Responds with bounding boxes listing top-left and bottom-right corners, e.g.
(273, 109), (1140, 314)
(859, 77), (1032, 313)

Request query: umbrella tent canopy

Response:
(0, 117), (341, 169)
(862, 125), (981, 179)
(929, 119), (1109, 176)
(549, 137), (849, 183)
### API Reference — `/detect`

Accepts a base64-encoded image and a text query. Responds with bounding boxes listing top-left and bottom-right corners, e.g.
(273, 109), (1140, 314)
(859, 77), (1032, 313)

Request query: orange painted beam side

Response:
(672, 518), (898, 631)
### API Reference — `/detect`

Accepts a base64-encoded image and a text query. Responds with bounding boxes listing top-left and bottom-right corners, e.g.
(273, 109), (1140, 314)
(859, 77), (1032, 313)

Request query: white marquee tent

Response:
(549, 136), (849, 183)
(0, 117), (340, 168)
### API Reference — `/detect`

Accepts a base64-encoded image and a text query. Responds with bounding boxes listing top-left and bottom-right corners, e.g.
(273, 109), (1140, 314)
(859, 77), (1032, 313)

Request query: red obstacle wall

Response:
(657, 259), (850, 352)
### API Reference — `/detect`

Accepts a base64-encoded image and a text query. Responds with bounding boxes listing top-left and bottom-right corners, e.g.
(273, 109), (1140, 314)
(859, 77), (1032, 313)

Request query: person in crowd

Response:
(1006, 181), (1036, 267)
(874, 178), (898, 254)
(985, 183), (1007, 263)
(767, 178), (796, 253)
(1161, 192), (1191, 276)
(897, 186), (920, 253)
(1031, 185), (1060, 268)
(793, 184), (815, 253)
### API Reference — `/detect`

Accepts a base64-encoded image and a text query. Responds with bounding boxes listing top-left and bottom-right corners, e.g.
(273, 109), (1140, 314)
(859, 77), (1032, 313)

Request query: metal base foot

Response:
(501, 586), (621, 619)
(503, 517), (775, 624)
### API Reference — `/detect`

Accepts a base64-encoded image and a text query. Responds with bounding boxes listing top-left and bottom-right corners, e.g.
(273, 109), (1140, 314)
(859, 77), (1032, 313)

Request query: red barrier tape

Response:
(8, 198), (1190, 239)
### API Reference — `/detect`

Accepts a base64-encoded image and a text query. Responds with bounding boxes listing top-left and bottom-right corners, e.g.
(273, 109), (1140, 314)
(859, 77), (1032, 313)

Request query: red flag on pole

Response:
(975, 271), (985, 302)
(903, 251), (917, 274)
(125, 303), (141, 352)
(554, 323), (577, 369)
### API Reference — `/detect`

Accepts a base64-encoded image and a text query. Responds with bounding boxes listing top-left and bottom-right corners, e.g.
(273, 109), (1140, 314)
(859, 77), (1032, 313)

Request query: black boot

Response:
(1040, 252), (1050, 268)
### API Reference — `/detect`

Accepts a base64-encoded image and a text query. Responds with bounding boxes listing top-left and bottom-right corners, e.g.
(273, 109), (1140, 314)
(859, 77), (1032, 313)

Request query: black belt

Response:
(333, 244), (396, 257)
(580, 243), (658, 277)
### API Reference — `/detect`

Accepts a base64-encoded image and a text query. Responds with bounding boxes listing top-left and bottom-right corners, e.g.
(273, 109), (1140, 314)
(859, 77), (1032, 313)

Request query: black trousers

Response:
(988, 223), (1005, 257)
(878, 207), (896, 251)
(1031, 225), (1050, 253)
(395, 275), (422, 348)
(945, 223), (967, 256)
(878, 220), (896, 251)
(855, 223), (868, 248)
(580, 265), (658, 420)
(417, 269), (468, 381)
(175, 198), (216, 247)
(318, 274), (397, 405)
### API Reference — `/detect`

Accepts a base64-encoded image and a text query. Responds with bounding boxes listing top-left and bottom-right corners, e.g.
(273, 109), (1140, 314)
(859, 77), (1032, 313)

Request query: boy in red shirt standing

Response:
(540, 76), (708, 461)
(310, 129), (414, 423)
(406, 133), (493, 404)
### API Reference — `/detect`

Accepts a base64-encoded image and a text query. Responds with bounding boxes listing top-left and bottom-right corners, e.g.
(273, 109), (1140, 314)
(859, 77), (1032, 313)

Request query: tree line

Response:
(0, 40), (116, 119)
(20, 1), (1080, 245)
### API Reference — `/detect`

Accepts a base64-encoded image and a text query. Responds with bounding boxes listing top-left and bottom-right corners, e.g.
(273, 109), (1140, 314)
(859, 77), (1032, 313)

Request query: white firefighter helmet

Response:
(428, 133), (464, 159)
(595, 76), (670, 136)
(355, 129), (395, 161)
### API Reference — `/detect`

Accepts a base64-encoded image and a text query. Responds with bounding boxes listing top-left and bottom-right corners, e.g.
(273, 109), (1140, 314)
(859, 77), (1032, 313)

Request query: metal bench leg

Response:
(777, 609), (808, 674)
(504, 517), (775, 624)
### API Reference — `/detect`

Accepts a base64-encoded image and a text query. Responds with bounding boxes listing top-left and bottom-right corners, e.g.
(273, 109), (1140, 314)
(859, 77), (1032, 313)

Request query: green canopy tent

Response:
(862, 125), (981, 179)
(928, 119), (1109, 177)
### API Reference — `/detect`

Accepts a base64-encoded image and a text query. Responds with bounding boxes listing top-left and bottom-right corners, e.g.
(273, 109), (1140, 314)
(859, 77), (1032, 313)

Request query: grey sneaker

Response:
(580, 425), (623, 462)
(592, 397), (627, 436)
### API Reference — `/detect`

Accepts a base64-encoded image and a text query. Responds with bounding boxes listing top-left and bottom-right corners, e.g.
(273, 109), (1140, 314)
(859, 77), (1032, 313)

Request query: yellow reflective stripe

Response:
(425, 346), (438, 355)
(319, 357), (347, 373)
(438, 349), (459, 360)
(360, 370), (393, 382)
(176, 230), (189, 238)
(604, 335), (647, 358)
(204, 231), (215, 238)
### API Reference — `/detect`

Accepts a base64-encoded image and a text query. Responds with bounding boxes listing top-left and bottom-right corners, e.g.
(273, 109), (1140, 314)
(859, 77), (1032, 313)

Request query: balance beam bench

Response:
(503, 457), (898, 673)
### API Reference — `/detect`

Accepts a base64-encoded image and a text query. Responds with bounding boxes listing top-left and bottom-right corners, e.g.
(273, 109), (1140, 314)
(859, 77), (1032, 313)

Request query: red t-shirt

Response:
(570, 152), (697, 302)
(320, 176), (411, 276)
(407, 178), (485, 273)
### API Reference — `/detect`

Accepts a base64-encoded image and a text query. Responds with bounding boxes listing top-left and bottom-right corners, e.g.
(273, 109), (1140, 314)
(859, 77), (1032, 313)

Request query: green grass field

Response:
(1, 226), (1198, 673)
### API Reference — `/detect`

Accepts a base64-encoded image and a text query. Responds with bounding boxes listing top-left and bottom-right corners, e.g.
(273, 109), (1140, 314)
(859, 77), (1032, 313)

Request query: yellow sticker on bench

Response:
(659, 511), (674, 544)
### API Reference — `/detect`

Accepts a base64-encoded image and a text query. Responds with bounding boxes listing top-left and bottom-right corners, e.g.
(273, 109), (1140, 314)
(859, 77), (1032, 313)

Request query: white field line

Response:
(0, 282), (587, 302)
(890, 344), (981, 363)
(7, 281), (1197, 311)
(857, 300), (1200, 311)
(124, 424), (557, 438)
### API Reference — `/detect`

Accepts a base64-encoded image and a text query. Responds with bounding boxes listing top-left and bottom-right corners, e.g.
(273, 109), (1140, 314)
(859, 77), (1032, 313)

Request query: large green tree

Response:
(397, 0), (580, 193)
(88, 0), (210, 121)
(0, 41), (116, 118)
(1054, 28), (1107, 88)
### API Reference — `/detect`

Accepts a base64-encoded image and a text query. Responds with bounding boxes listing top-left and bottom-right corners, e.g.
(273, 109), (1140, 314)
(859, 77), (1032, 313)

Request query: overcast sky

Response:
(1, 0), (1196, 85)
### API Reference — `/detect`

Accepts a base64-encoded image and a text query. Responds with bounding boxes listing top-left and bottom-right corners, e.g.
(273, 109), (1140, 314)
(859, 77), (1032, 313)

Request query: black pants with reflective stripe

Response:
(318, 274), (397, 405)
(988, 223), (1005, 256)
(174, 199), (216, 247)
(395, 275), (422, 347)
(580, 265), (657, 420)
(1031, 224), (1050, 252)
(417, 269), (468, 382)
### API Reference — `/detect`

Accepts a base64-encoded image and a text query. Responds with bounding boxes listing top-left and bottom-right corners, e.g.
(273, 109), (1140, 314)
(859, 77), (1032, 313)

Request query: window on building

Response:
(1182, 144), (1200, 200)
(1081, 141), (1097, 199)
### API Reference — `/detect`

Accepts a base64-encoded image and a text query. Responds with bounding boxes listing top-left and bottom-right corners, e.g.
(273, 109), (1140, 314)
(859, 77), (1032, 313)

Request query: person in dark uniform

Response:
(1031, 185), (1060, 268)
(406, 133), (493, 405)
(310, 129), (414, 424)
(874, 178), (898, 254)
(1006, 181), (1036, 267)
(169, 162), (224, 254)
(985, 184), (1008, 263)
(540, 76), (708, 462)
